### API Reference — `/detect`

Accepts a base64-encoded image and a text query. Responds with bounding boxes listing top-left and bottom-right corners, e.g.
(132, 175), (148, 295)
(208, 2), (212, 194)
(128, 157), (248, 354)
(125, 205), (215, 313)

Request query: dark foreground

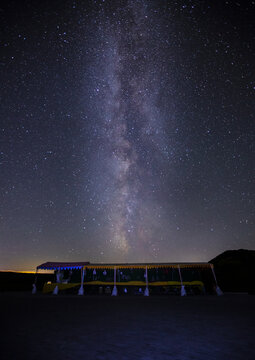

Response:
(1, 293), (254, 360)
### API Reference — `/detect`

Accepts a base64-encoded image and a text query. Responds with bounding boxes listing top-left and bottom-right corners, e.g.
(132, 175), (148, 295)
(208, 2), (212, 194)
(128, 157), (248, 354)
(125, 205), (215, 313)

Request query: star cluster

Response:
(0, 0), (254, 270)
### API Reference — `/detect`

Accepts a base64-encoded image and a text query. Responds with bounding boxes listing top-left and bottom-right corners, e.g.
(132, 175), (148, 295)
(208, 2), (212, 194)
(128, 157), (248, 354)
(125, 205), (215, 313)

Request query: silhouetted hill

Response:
(210, 249), (255, 293)
(0, 272), (54, 292)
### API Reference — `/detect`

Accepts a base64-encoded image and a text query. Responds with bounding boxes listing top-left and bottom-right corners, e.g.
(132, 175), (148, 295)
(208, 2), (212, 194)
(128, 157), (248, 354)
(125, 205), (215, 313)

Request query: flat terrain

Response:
(1, 292), (254, 360)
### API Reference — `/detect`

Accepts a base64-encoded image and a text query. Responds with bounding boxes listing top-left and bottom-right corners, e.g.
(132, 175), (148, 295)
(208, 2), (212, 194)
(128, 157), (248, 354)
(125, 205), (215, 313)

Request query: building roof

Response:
(86, 262), (212, 269)
(37, 261), (90, 270)
(37, 261), (212, 270)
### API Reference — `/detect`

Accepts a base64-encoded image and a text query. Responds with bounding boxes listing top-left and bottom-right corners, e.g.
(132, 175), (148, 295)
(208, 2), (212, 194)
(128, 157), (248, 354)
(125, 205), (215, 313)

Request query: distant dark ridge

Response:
(209, 249), (255, 293)
(0, 271), (54, 292)
(210, 249), (255, 264)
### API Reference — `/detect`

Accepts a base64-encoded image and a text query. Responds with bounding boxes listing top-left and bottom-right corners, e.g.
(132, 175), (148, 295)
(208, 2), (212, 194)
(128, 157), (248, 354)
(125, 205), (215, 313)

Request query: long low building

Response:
(33, 261), (223, 296)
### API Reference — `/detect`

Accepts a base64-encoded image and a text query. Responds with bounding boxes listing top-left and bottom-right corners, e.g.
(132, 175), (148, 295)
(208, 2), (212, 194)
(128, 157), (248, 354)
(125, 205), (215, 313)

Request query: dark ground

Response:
(1, 292), (254, 360)
(0, 272), (54, 292)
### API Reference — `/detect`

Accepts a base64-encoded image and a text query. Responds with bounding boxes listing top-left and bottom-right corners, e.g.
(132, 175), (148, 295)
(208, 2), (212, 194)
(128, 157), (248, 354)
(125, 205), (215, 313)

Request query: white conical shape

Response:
(111, 285), (117, 296)
(78, 285), (84, 295)
(181, 285), (186, 296)
(53, 285), (59, 295)
(32, 284), (36, 294)
(144, 287), (149, 296)
(216, 286), (223, 296)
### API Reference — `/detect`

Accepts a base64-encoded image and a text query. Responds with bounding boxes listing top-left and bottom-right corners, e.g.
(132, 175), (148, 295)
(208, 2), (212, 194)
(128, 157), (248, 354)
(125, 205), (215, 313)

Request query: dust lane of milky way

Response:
(88, 2), (172, 260)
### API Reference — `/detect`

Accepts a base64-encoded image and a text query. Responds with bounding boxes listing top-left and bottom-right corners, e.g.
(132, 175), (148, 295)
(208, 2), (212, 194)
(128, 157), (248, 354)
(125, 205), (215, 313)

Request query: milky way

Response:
(0, 0), (254, 270)
(87, 2), (171, 260)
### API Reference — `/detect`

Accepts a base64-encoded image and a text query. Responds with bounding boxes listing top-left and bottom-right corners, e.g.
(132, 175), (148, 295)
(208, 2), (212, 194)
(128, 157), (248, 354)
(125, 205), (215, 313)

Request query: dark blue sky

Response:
(1, 0), (254, 270)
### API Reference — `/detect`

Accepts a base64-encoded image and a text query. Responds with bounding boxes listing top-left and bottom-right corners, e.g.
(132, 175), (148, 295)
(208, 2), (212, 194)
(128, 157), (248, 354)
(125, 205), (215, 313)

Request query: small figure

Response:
(32, 284), (36, 294)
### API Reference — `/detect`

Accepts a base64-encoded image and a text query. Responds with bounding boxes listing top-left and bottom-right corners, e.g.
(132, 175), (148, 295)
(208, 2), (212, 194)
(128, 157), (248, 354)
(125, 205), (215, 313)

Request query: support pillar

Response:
(178, 265), (186, 296)
(210, 264), (223, 296)
(53, 267), (60, 295)
(112, 267), (117, 296)
(78, 267), (85, 295)
(144, 266), (149, 296)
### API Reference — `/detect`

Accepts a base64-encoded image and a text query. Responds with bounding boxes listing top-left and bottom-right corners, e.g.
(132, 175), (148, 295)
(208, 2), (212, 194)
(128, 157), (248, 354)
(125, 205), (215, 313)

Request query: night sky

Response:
(1, 0), (254, 271)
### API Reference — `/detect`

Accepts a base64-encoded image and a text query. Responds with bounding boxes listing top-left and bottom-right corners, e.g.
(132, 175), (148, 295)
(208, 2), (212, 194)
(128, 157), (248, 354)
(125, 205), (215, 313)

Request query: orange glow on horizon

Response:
(0, 269), (54, 274)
